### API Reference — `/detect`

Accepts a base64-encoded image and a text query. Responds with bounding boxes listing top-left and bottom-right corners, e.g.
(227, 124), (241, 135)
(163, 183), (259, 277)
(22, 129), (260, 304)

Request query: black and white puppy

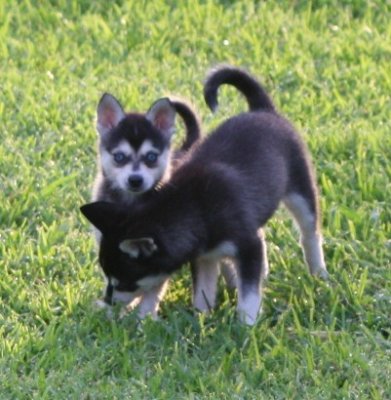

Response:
(81, 66), (328, 325)
(93, 94), (201, 204)
(92, 94), (201, 304)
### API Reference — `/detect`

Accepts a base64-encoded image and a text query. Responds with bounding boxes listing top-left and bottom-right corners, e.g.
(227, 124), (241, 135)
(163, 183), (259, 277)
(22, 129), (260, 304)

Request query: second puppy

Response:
(92, 94), (201, 304)
(82, 66), (328, 325)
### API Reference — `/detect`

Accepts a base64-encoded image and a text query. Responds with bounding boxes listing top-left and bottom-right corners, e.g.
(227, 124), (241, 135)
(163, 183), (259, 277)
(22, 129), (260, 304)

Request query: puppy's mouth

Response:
(127, 186), (145, 194)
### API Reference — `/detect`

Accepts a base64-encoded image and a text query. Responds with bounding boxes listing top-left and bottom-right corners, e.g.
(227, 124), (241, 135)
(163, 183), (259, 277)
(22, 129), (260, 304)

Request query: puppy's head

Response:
(96, 94), (176, 194)
(80, 201), (167, 306)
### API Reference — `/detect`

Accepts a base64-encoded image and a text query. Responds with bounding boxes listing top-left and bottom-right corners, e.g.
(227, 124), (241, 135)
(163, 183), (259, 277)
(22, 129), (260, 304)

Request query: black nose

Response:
(128, 175), (143, 190)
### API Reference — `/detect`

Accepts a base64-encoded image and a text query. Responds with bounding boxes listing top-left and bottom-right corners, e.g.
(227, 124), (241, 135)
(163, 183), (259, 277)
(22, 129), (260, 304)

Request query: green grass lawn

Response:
(1, 0), (390, 398)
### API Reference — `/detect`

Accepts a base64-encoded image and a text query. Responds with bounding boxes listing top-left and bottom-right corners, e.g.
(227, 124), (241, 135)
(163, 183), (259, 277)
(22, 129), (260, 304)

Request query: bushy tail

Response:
(171, 100), (201, 152)
(204, 65), (275, 113)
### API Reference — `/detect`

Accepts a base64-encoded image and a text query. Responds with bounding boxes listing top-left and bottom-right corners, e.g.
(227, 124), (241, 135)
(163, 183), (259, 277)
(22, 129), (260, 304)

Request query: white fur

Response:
(95, 299), (110, 310)
(99, 141), (133, 192)
(283, 193), (328, 278)
(136, 274), (169, 291)
(117, 278), (169, 320)
(119, 241), (140, 258)
(193, 241), (238, 311)
(220, 261), (237, 289)
(119, 237), (158, 258)
(109, 273), (168, 307)
(193, 259), (220, 312)
(237, 289), (262, 326)
(112, 290), (137, 305)
(99, 139), (171, 194)
(198, 241), (238, 261)
(109, 276), (141, 305)
(137, 279), (169, 319)
(136, 141), (171, 192)
(259, 229), (269, 279)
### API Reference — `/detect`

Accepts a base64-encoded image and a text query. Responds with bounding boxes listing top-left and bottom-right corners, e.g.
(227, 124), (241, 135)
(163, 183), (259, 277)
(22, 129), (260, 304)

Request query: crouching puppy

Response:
(81, 66), (328, 325)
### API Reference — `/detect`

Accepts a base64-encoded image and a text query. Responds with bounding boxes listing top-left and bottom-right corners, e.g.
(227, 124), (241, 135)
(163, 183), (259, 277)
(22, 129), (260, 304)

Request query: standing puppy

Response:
(92, 94), (201, 304)
(81, 66), (328, 325)
(93, 94), (201, 204)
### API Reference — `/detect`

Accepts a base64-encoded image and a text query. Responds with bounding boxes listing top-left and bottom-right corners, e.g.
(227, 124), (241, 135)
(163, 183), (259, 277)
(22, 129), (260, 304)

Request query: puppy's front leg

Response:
(138, 279), (170, 320)
(192, 258), (220, 312)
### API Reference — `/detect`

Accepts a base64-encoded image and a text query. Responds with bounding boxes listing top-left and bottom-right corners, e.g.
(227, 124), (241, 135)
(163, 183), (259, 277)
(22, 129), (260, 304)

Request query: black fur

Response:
(204, 65), (275, 112)
(84, 111), (314, 285)
(92, 96), (202, 304)
(171, 100), (201, 152)
(101, 113), (169, 152)
(82, 66), (324, 319)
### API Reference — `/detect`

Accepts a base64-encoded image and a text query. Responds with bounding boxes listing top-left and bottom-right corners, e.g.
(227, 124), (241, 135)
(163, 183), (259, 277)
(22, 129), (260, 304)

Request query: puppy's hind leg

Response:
(283, 193), (328, 279)
(221, 229), (268, 290)
(236, 237), (263, 325)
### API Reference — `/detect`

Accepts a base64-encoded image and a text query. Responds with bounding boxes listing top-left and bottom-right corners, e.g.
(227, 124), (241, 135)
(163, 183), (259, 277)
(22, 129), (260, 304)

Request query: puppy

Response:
(92, 94), (201, 304)
(93, 94), (201, 204)
(81, 66), (328, 325)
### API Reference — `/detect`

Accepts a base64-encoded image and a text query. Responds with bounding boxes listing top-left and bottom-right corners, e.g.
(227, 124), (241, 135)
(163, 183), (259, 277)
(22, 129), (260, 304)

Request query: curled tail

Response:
(204, 65), (275, 113)
(171, 100), (201, 152)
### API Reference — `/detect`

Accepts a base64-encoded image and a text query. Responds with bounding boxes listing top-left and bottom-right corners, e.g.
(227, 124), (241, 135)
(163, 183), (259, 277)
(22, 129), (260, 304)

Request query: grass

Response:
(1, 0), (390, 398)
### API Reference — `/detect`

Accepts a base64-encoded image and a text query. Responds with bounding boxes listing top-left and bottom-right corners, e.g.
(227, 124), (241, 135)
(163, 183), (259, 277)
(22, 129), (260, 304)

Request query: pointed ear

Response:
(80, 202), (126, 234)
(119, 237), (158, 258)
(146, 98), (176, 139)
(97, 93), (126, 136)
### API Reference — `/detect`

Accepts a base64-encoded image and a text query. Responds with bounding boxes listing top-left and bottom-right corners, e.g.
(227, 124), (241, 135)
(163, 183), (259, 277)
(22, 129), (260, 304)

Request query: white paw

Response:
(312, 267), (329, 280)
(238, 308), (261, 326)
(93, 299), (114, 318)
(94, 299), (109, 309)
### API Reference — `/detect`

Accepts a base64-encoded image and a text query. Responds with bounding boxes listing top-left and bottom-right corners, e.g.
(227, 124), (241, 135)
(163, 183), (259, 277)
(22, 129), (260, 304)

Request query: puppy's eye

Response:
(144, 151), (158, 165)
(113, 152), (128, 164)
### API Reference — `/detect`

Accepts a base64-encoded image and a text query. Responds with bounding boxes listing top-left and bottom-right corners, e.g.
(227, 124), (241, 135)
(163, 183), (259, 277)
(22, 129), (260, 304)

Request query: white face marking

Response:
(108, 274), (168, 307)
(137, 141), (171, 191)
(283, 193), (327, 278)
(100, 141), (134, 191)
(100, 139), (171, 194)
(107, 274), (140, 305)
